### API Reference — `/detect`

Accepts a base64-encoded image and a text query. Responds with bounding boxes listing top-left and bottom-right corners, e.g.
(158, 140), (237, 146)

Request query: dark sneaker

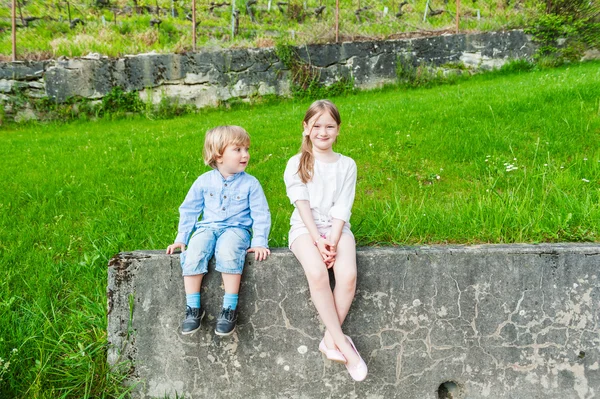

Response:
(182, 306), (205, 335)
(215, 307), (238, 336)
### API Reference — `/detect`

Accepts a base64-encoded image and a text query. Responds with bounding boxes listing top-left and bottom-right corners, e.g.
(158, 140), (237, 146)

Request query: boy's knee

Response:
(216, 228), (250, 259)
(214, 228), (250, 273)
(181, 251), (209, 276)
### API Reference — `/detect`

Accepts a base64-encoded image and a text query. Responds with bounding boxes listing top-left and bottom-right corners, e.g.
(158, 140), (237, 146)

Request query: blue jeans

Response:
(180, 226), (251, 276)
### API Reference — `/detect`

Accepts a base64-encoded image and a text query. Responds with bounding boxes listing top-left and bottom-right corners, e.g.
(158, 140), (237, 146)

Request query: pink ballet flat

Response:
(344, 335), (368, 382)
(319, 339), (347, 364)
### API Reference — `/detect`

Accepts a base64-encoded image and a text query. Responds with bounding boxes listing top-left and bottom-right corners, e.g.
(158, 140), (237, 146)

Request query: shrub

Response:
(525, 0), (600, 63)
(98, 86), (144, 116)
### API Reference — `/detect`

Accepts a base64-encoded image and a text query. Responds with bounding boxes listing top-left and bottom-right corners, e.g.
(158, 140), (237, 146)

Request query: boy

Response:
(166, 125), (271, 336)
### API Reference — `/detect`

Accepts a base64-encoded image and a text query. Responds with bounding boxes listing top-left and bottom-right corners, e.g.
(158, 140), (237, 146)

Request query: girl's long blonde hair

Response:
(297, 99), (341, 183)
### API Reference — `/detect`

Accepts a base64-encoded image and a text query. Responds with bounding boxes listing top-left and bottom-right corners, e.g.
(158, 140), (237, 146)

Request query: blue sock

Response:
(222, 293), (238, 310)
(186, 293), (201, 309)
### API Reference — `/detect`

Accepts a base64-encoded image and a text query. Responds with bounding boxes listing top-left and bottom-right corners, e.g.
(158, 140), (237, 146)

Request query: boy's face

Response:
(216, 143), (250, 178)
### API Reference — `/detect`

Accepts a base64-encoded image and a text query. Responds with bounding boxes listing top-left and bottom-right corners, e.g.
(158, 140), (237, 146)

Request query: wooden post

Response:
(192, 0), (197, 51)
(335, 0), (339, 43)
(12, 0), (16, 61)
(456, 0), (460, 34)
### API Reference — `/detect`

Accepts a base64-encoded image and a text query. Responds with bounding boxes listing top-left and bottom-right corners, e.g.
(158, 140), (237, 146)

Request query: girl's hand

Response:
(316, 236), (336, 267)
(324, 243), (338, 268)
(247, 247), (271, 261)
(166, 242), (186, 254)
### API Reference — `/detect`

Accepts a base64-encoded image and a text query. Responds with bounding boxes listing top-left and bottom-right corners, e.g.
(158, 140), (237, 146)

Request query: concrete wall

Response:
(1, 30), (537, 122)
(107, 244), (600, 398)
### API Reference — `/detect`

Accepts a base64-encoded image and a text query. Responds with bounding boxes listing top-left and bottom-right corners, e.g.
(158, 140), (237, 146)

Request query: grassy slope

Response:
(0, 61), (599, 397)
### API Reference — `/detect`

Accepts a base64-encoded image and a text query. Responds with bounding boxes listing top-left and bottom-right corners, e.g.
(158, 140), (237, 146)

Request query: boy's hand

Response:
(247, 247), (271, 261)
(166, 242), (186, 254)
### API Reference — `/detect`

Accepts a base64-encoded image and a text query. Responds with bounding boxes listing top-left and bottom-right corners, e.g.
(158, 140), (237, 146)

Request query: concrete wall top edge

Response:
(121, 243), (600, 260)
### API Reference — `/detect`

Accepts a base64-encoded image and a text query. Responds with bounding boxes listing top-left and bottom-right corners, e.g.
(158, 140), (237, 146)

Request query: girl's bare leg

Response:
(291, 234), (360, 366)
(323, 234), (357, 350)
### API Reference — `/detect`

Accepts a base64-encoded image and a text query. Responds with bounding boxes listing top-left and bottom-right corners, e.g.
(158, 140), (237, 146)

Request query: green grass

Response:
(1, 61), (600, 397)
(0, 0), (540, 59)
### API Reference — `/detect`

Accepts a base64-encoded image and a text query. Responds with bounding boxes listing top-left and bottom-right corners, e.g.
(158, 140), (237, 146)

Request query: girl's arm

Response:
(328, 218), (346, 247)
(328, 158), (357, 225)
(328, 159), (358, 258)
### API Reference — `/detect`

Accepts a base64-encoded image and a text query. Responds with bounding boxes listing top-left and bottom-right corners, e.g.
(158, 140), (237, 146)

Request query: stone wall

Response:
(107, 244), (600, 398)
(1, 30), (537, 121)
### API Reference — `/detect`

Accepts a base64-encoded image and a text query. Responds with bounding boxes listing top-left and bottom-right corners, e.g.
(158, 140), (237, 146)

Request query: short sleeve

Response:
(328, 158), (357, 223)
(284, 155), (309, 205)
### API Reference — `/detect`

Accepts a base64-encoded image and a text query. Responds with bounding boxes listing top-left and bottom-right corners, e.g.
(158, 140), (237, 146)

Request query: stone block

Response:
(0, 61), (46, 80)
(108, 244), (600, 398)
(0, 79), (14, 93)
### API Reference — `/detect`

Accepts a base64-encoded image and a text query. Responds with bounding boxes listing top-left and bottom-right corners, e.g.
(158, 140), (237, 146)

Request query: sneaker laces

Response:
(186, 306), (200, 319)
(219, 307), (235, 321)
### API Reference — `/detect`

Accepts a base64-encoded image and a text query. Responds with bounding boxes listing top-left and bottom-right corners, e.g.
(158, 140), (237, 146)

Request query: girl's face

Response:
(303, 111), (340, 152)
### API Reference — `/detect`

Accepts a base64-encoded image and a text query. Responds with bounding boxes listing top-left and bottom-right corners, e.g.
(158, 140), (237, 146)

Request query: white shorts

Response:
(288, 223), (354, 249)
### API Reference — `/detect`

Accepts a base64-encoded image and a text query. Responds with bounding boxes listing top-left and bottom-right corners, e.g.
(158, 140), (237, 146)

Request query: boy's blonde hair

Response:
(203, 125), (251, 169)
(298, 100), (341, 183)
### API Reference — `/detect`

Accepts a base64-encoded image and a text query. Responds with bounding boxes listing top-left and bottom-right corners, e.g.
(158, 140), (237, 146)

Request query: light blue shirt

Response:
(175, 169), (271, 248)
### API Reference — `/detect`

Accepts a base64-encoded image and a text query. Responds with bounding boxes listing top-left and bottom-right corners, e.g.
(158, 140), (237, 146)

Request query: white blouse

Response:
(284, 153), (357, 227)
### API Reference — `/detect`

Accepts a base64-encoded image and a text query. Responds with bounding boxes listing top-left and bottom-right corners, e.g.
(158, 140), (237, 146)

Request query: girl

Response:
(284, 100), (367, 381)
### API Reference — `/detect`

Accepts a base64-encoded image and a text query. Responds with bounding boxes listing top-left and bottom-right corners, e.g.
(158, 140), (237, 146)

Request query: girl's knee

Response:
(305, 267), (330, 289)
(335, 272), (356, 291)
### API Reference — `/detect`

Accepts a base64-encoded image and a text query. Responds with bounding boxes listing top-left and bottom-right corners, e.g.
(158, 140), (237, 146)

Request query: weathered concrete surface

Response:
(107, 244), (600, 398)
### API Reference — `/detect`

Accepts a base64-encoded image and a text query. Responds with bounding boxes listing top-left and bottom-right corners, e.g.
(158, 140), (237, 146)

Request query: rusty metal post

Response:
(456, 0), (460, 33)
